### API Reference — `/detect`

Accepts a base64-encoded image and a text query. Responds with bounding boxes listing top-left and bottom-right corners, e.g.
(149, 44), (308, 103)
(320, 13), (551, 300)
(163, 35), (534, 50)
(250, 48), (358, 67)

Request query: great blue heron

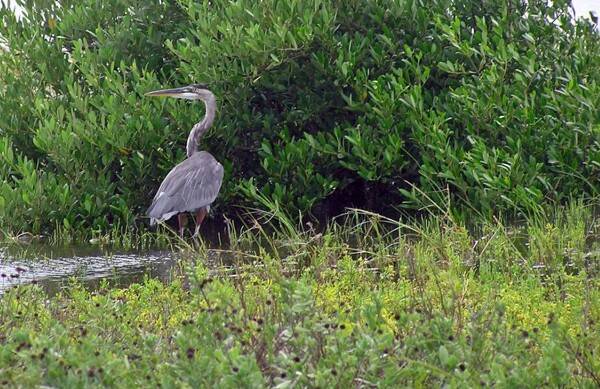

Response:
(145, 84), (224, 238)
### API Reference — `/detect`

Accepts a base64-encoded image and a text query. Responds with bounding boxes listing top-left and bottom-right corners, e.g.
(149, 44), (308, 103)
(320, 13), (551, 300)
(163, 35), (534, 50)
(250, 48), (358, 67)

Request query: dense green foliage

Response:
(0, 0), (599, 234)
(1, 207), (599, 386)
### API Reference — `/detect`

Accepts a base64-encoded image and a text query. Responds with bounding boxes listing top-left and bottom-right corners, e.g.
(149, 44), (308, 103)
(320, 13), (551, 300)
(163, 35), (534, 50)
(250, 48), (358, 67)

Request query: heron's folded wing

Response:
(147, 153), (224, 221)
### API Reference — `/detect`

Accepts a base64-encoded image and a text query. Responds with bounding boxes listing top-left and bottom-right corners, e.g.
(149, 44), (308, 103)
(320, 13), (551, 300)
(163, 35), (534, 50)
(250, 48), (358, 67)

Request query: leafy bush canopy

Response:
(0, 0), (598, 234)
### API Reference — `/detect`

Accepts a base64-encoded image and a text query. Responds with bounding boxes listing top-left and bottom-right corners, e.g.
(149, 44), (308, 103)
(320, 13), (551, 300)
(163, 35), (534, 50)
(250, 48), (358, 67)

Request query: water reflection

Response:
(0, 244), (180, 296)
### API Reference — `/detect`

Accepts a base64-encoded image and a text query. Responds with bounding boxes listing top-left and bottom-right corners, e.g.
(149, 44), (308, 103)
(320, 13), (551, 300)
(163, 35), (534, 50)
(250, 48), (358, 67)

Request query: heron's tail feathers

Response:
(147, 198), (178, 226)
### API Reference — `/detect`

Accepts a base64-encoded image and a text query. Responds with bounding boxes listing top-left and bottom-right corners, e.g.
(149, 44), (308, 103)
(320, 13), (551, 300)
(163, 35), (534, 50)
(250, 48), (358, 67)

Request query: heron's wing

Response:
(147, 152), (224, 223)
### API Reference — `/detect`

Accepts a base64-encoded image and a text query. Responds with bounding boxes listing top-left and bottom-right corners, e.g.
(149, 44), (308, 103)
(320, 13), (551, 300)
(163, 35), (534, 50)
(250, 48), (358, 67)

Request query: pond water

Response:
(0, 243), (181, 296)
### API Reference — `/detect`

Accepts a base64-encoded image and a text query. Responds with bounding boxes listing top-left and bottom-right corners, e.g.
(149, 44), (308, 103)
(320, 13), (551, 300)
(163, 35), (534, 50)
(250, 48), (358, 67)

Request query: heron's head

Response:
(144, 83), (212, 101)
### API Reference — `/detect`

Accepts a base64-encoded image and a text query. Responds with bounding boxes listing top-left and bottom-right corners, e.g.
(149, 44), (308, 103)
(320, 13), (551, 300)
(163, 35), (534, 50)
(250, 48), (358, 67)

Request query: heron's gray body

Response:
(147, 151), (223, 225)
(144, 84), (223, 236)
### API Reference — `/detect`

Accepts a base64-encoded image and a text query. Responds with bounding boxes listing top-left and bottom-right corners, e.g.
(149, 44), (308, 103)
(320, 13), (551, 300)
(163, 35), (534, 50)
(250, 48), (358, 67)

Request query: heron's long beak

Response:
(144, 87), (189, 98)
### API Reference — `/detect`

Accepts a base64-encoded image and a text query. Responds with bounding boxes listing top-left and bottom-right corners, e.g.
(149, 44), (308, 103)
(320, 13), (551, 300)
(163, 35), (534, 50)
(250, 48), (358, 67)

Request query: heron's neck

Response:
(186, 93), (216, 158)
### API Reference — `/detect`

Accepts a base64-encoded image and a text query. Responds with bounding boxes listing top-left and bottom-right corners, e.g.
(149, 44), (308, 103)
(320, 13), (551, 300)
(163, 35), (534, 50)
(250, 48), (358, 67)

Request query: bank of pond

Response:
(0, 210), (599, 387)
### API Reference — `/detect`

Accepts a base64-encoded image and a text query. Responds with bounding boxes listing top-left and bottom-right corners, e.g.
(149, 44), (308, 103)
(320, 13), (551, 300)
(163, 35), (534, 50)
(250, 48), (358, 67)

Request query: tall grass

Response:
(1, 201), (599, 386)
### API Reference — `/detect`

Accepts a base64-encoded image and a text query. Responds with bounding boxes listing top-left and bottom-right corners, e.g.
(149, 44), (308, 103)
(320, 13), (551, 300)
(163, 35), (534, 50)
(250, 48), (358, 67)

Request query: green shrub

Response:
(0, 0), (598, 234)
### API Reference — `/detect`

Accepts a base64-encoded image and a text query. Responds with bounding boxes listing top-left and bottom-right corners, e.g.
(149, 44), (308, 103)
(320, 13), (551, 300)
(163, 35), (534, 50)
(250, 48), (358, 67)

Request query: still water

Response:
(0, 243), (181, 296)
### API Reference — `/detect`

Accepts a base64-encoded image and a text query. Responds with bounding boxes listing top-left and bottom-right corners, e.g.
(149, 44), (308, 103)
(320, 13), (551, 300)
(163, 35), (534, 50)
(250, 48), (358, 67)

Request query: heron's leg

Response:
(177, 213), (188, 238)
(193, 208), (207, 238)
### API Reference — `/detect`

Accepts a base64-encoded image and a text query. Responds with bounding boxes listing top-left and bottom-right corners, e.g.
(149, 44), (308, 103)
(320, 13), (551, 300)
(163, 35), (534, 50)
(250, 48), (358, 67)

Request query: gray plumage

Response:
(144, 84), (223, 235)
(147, 151), (223, 225)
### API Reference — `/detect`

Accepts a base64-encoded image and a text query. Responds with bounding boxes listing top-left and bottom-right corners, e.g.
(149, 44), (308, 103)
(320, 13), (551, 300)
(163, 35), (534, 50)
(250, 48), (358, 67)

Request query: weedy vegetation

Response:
(1, 204), (599, 387)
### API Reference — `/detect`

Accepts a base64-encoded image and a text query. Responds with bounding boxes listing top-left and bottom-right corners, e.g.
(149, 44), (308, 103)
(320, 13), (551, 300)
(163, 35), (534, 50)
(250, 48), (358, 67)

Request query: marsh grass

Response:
(0, 203), (599, 387)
